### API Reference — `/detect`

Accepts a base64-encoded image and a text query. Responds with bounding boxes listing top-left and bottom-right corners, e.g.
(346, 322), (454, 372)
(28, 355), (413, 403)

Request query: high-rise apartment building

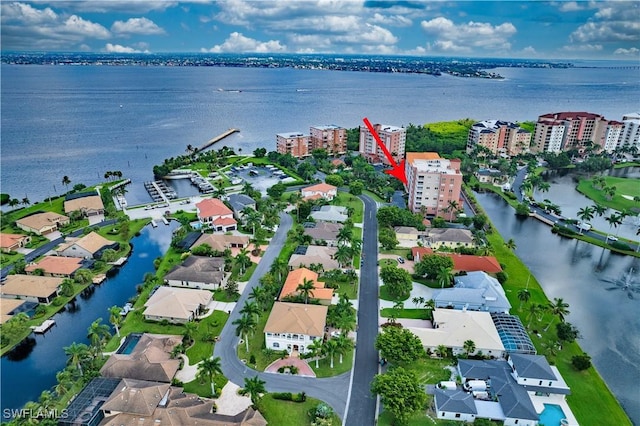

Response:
(405, 152), (463, 221)
(618, 113), (640, 152)
(467, 120), (531, 157)
(531, 112), (610, 153)
(602, 121), (624, 152)
(276, 132), (310, 158)
(310, 125), (347, 155)
(359, 123), (405, 165)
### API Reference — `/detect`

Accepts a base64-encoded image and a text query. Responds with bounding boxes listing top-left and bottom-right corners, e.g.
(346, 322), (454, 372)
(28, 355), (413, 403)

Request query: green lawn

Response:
(379, 248), (412, 257)
(185, 311), (229, 364)
(379, 285), (409, 302)
(333, 192), (364, 223)
(380, 308), (430, 320)
(309, 346), (353, 378)
(182, 375), (228, 398)
(352, 226), (363, 268)
(257, 394), (342, 426)
(486, 231), (632, 425)
(318, 276), (358, 299)
(576, 176), (639, 213)
(237, 311), (283, 371)
(362, 189), (385, 203)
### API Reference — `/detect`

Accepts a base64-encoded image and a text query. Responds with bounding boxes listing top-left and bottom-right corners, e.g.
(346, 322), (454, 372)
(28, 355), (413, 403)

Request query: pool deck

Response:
(530, 393), (579, 426)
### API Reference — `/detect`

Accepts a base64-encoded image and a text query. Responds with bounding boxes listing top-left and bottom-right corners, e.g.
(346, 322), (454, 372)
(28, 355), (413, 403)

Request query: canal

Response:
(475, 191), (640, 424)
(0, 221), (178, 416)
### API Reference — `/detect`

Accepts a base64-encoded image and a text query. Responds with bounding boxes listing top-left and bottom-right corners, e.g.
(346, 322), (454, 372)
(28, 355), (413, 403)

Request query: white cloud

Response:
(63, 15), (110, 38)
(202, 32), (286, 53)
(111, 17), (165, 35)
(522, 46), (537, 55)
(369, 12), (412, 27)
(1, 2), (57, 24)
(51, 1), (179, 13)
(420, 17), (517, 53)
(104, 43), (147, 53)
(561, 43), (603, 52)
(613, 47), (639, 56)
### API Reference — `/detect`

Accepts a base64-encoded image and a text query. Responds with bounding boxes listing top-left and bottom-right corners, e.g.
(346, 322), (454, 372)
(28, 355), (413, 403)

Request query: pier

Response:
(198, 128), (240, 151)
(143, 180), (177, 203)
(31, 319), (55, 334)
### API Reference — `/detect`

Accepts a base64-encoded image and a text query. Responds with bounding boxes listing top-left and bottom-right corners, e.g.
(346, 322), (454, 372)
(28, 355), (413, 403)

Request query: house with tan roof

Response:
(196, 198), (237, 232)
(425, 228), (475, 249)
(100, 334), (182, 382)
(64, 192), (105, 217)
(191, 233), (250, 252)
(301, 183), (337, 201)
(15, 212), (69, 235)
(407, 308), (505, 359)
(0, 233), (31, 253)
(303, 221), (343, 246)
(56, 231), (119, 259)
(0, 274), (63, 304)
(394, 226), (421, 245)
(288, 245), (339, 271)
(164, 255), (226, 290)
(0, 299), (28, 324)
(279, 267), (333, 305)
(143, 286), (212, 324)
(99, 379), (266, 426)
(264, 302), (328, 355)
(25, 256), (84, 278)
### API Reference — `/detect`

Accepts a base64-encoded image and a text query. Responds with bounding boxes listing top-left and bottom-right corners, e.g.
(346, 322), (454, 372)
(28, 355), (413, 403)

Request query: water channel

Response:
(0, 221), (178, 416)
(475, 191), (640, 424)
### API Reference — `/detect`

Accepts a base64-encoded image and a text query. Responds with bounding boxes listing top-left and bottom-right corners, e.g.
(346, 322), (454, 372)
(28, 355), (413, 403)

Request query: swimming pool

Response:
(539, 403), (568, 426)
(116, 333), (142, 355)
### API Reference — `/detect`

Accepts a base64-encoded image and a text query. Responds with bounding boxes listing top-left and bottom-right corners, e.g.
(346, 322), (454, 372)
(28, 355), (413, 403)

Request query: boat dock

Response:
(144, 180), (177, 203)
(150, 219), (158, 228)
(31, 319), (55, 334)
(198, 128), (240, 151)
(161, 216), (169, 225)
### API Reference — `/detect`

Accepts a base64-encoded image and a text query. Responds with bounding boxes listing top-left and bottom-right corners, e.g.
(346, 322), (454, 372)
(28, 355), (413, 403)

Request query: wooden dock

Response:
(31, 319), (55, 334)
(198, 128), (240, 151)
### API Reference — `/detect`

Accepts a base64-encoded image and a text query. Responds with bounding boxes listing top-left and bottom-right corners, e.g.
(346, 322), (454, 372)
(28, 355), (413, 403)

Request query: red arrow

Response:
(363, 117), (407, 185)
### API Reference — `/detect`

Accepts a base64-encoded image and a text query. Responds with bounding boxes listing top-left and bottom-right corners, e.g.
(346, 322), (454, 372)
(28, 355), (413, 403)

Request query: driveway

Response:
(265, 357), (316, 378)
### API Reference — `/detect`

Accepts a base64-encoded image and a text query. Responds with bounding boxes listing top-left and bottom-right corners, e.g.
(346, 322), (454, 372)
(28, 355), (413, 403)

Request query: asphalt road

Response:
(344, 194), (380, 426)
(213, 212), (351, 418)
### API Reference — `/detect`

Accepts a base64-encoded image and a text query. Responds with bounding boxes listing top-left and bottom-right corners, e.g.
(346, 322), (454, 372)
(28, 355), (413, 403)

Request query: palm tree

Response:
(249, 286), (268, 310)
(463, 339), (476, 356)
(21, 197), (30, 206)
(337, 227), (353, 245)
(536, 181), (551, 194)
(240, 301), (261, 323)
(334, 245), (352, 268)
(323, 338), (339, 368)
(62, 175), (71, 190)
(54, 370), (74, 397)
(412, 296), (425, 308)
(297, 278), (316, 304)
(38, 390), (55, 413)
(526, 303), (543, 328)
(64, 342), (90, 376)
(425, 298), (436, 315)
(435, 344), (448, 359)
(183, 321), (199, 346)
(289, 191), (303, 221)
(235, 248), (251, 275)
(505, 238), (517, 251)
(8, 198), (20, 208)
(545, 298), (570, 331)
(335, 334), (353, 364)
(87, 318), (111, 356)
(576, 206), (595, 234)
(605, 213), (623, 236)
(109, 305), (123, 337)
(240, 376), (266, 406)
(197, 356), (223, 397)
(436, 266), (454, 288)
(270, 257), (288, 283)
(517, 289), (531, 311)
(233, 314), (256, 352)
(307, 338), (324, 368)
(592, 204), (607, 217)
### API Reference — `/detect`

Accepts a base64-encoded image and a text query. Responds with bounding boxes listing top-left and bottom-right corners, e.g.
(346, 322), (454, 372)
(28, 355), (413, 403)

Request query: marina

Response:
(143, 180), (177, 203)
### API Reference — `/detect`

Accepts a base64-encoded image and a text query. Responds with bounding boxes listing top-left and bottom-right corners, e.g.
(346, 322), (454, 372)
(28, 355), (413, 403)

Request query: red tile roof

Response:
(0, 233), (27, 249)
(302, 183), (337, 193)
(25, 256), (83, 276)
(411, 247), (502, 273)
(212, 216), (237, 226)
(196, 198), (233, 218)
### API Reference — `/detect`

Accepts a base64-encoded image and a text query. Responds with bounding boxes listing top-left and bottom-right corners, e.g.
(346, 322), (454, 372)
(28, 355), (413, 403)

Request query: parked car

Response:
(397, 257), (405, 264)
(606, 235), (618, 241)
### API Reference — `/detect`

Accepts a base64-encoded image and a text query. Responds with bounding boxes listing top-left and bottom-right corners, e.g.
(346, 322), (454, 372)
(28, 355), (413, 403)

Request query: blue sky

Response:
(1, 1), (638, 59)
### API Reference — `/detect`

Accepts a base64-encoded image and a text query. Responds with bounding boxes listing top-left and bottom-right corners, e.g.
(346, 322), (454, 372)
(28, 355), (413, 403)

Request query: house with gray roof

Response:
(425, 228), (475, 249)
(432, 271), (511, 314)
(508, 353), (571, 394)
(310, 205), (348, 223)
(228, 193), (256, 220)
(303, 221), (343, 246)
(434, 389), (478, 423)
(164, 255), (226, 290)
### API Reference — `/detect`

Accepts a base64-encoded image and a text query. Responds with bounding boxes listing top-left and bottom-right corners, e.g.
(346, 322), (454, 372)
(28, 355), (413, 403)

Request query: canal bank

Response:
(475, 191), (638, 425)
(0, 221), (178, 416)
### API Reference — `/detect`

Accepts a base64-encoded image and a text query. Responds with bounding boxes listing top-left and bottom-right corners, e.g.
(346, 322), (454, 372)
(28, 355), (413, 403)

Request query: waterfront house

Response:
(64, 191), (105, 217)
(507, 353), (571, 395)
(100, 334), (182, 383)
(25, 255), (85, 278)
(432, 271), (511, 314)
(99, 378), (266, 426)
(143, 286), (212, 324)
(412, 248), (502, 274)
(407, 308), (505, 358)
(424, 228), (475, 249)
(163, 255), (226, 290)
(56, 231), (118, 259)
(279, 267), (333, 304)
(15, 211), (69, 235)
(264, 302), (328, 355)
(0, 233), (31, 253)
(228, 193), (256, 220)
(288, 245), (340, 271)
(303, 221), (343, 247)
(0, 299), (28, 324)
(310, 205), (348, 223)
(301, 183), (337, 201)
(195, 198), (237, 232)
(190, 233), (250, 252)
(0, 274), (63, 304)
